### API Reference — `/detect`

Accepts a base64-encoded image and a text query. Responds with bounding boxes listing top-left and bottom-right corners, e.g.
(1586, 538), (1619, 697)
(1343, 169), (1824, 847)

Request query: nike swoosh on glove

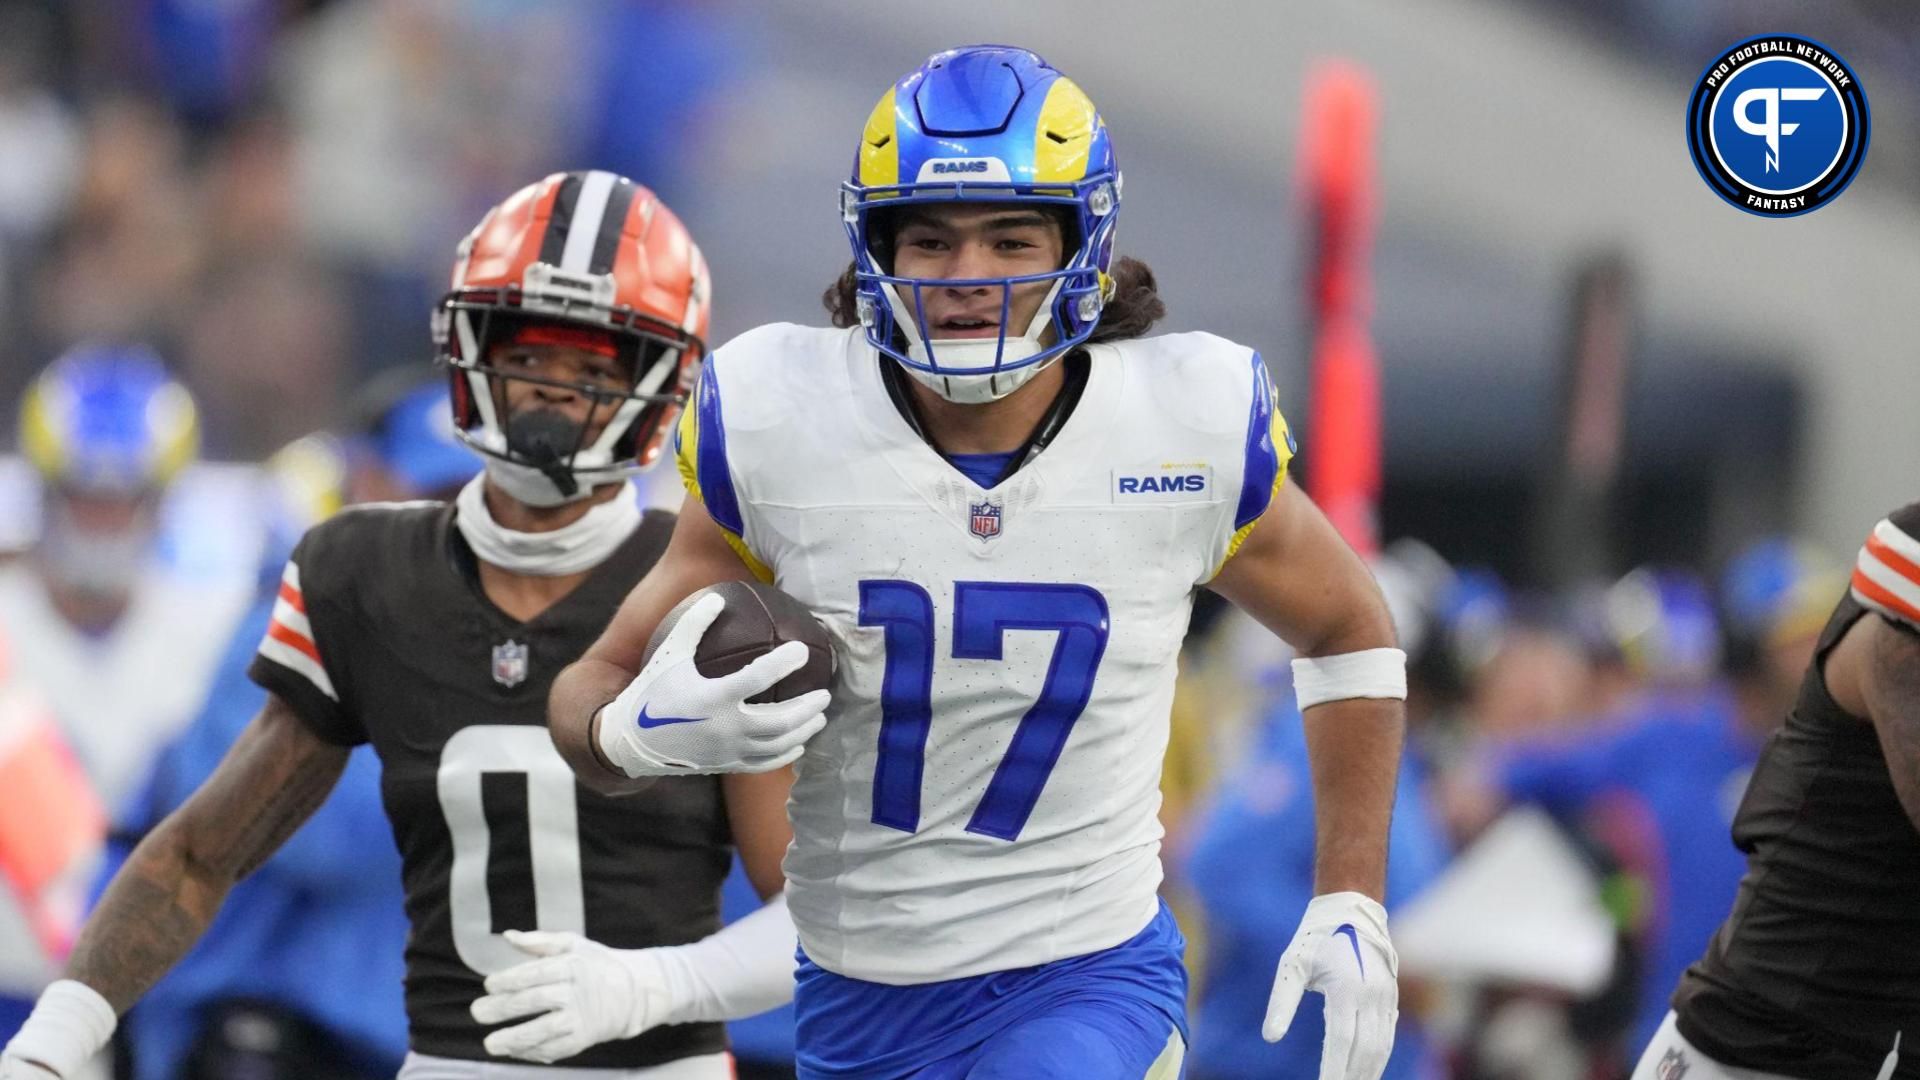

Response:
(595, 592), (831, 777)
(471, 930), (670, 1064)
(1264, 891), (1399, 1080)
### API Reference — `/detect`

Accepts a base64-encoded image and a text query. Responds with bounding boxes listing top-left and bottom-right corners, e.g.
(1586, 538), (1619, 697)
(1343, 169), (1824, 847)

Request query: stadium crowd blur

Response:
(0, 2), (1901, 1079)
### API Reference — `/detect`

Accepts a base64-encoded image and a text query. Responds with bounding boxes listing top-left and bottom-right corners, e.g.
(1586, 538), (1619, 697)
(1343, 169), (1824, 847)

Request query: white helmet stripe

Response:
(559, 170), (618, 274)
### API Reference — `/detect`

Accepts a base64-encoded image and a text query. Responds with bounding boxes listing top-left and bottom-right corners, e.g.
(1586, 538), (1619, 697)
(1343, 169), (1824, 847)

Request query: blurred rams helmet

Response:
(19, 344), (198, 494)
(263, 433), (347, 527)
(257, 431), (348, 588)
(1718, 537), (1844, 676)
(433, 170), (710, 504)
(843, 45), (1121, 403)
(1606, 566), (1722, 683)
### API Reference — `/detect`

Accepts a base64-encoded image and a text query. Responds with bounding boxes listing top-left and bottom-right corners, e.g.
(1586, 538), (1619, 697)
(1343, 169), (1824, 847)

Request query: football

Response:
(644, 580), (835, 703)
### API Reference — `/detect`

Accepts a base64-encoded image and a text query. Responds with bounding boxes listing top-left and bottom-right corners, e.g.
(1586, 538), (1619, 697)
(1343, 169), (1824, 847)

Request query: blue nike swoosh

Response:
(635, 705), (703, 729)
(1333, 924), (1364, 977)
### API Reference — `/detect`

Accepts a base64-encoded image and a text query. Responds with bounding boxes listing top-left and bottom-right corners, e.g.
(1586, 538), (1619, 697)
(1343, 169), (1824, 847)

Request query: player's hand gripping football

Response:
(471, 930), (673, 1063)
(595, 593), (830, 776)
(1263, 891), (1399, 1080)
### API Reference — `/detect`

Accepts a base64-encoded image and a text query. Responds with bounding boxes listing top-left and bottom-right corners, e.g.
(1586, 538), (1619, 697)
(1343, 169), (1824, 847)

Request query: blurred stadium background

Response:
(1, 1), (1917, 1078)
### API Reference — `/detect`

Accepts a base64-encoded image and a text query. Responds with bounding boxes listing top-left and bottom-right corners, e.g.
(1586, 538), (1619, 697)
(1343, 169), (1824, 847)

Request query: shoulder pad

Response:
(708, 324), (852, 434)
(1117, 331), (1265, 437)
(292, 501), (445, 604)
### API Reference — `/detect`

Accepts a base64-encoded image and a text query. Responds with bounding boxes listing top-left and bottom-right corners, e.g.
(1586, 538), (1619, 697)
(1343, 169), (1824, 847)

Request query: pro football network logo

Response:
(968, 500), (1002, 542)
(1686, 35), (1869, 217)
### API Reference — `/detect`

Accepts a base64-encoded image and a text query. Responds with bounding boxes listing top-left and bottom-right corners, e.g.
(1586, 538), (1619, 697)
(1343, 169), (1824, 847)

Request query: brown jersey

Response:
(249, 500), (732, 1068)
(1673, 504), (1920, 1078)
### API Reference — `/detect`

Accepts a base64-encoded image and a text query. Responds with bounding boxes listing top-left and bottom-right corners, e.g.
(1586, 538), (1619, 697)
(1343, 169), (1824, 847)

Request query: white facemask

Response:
(38, 499), (154, 598)
(42, 529), (149, 597)
(453, 474), (640, 576)
(882, 278), (1069, 405)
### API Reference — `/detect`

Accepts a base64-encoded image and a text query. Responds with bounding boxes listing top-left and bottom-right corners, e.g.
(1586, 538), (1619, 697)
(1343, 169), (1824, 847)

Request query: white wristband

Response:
(2, 979), (116, 1076)
(1291, 648), (1407, 710)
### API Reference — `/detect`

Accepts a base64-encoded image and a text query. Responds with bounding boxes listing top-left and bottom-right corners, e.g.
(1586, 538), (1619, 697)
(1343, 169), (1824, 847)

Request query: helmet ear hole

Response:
(864, 206), (903, 273)
(1042, 205), (1079, 269)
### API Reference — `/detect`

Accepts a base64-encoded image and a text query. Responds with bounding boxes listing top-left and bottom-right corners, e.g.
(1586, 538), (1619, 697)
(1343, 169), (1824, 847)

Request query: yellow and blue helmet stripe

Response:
(19, 344), (199, 494)
(843, 45), (1121, 377)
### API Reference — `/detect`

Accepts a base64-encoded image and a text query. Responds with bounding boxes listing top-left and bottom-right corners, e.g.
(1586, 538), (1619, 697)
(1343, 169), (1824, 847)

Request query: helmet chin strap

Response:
(482, 457), (597, 508)
(907, 347), (1061, 405)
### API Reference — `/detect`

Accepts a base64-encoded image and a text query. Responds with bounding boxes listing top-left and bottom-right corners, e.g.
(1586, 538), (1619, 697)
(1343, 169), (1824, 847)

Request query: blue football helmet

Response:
(17, 344), (199, 595)
(1606, 566), (1722, 682)
(842, 45), (1121, 403)
(1718, 537), (1844, 654)
(18, 344), (199, 495)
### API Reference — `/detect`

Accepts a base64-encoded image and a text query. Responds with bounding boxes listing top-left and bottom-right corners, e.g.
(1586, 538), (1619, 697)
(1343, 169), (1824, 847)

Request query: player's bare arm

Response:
(1207, 481), (1403, 901)
(549, 494), (754, 793)
(1827, 611), (1920, 832)
(1207, 480), (1403, 1069)
(68, 693), (346, 1009)
(723, 768), (797, 900)
(0, 694), (345, 1076)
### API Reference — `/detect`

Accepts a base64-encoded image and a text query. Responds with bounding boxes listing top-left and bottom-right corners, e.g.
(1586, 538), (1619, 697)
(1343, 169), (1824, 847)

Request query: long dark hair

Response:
(821, 207), (1166, 345)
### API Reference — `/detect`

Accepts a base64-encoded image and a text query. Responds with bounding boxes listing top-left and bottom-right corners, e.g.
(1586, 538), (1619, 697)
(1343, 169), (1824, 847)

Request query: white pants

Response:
(397, 1051), (733, 1079)
(1631, 1011), (1899, 1080)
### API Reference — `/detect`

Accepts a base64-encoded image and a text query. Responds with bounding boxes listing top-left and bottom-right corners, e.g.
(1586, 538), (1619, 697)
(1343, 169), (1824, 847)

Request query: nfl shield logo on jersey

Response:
(1655, 1047), (1689, 1080)
(969, 500), (1002, 542)
(492, 640), (529, 688)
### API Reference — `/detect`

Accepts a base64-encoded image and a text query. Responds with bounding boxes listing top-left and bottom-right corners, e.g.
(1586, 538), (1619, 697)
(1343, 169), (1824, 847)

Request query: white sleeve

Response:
(651, 892), (797, 1024)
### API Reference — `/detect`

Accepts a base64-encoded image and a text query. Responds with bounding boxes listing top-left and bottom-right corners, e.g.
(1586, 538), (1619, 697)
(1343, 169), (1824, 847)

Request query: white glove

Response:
(1263, 892), (1399, 1080)
(595, 593), (830, 776)
(0, 980), (116, 1079)
(471, 895), (798, 1064)
(471, 931), (671, 1063)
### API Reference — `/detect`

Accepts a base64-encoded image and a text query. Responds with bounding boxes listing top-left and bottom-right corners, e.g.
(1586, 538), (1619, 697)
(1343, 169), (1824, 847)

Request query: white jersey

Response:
(0, 561), (249, 808)
(0, 559), (248, 995)
(677, 325), (1291, 984)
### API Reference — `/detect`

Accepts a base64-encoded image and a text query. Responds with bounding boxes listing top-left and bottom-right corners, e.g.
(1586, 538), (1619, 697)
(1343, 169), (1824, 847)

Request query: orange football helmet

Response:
(432, 170), (711, 501)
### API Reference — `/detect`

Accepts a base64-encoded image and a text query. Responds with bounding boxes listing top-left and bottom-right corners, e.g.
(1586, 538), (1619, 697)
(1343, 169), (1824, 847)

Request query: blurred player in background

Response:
(1181, 540), (1457, 1079)
(1451, 551), (1841, 1065)
(0, 622), (102, 1060)
(0, 347), (249, 1038)
(552, 45), (1405, 1080)
(0, 344), (249, 811)
(1, 171), (801, 1080)
(1633, 509), (1920, 1080)
(101, 379), (480, 1080)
